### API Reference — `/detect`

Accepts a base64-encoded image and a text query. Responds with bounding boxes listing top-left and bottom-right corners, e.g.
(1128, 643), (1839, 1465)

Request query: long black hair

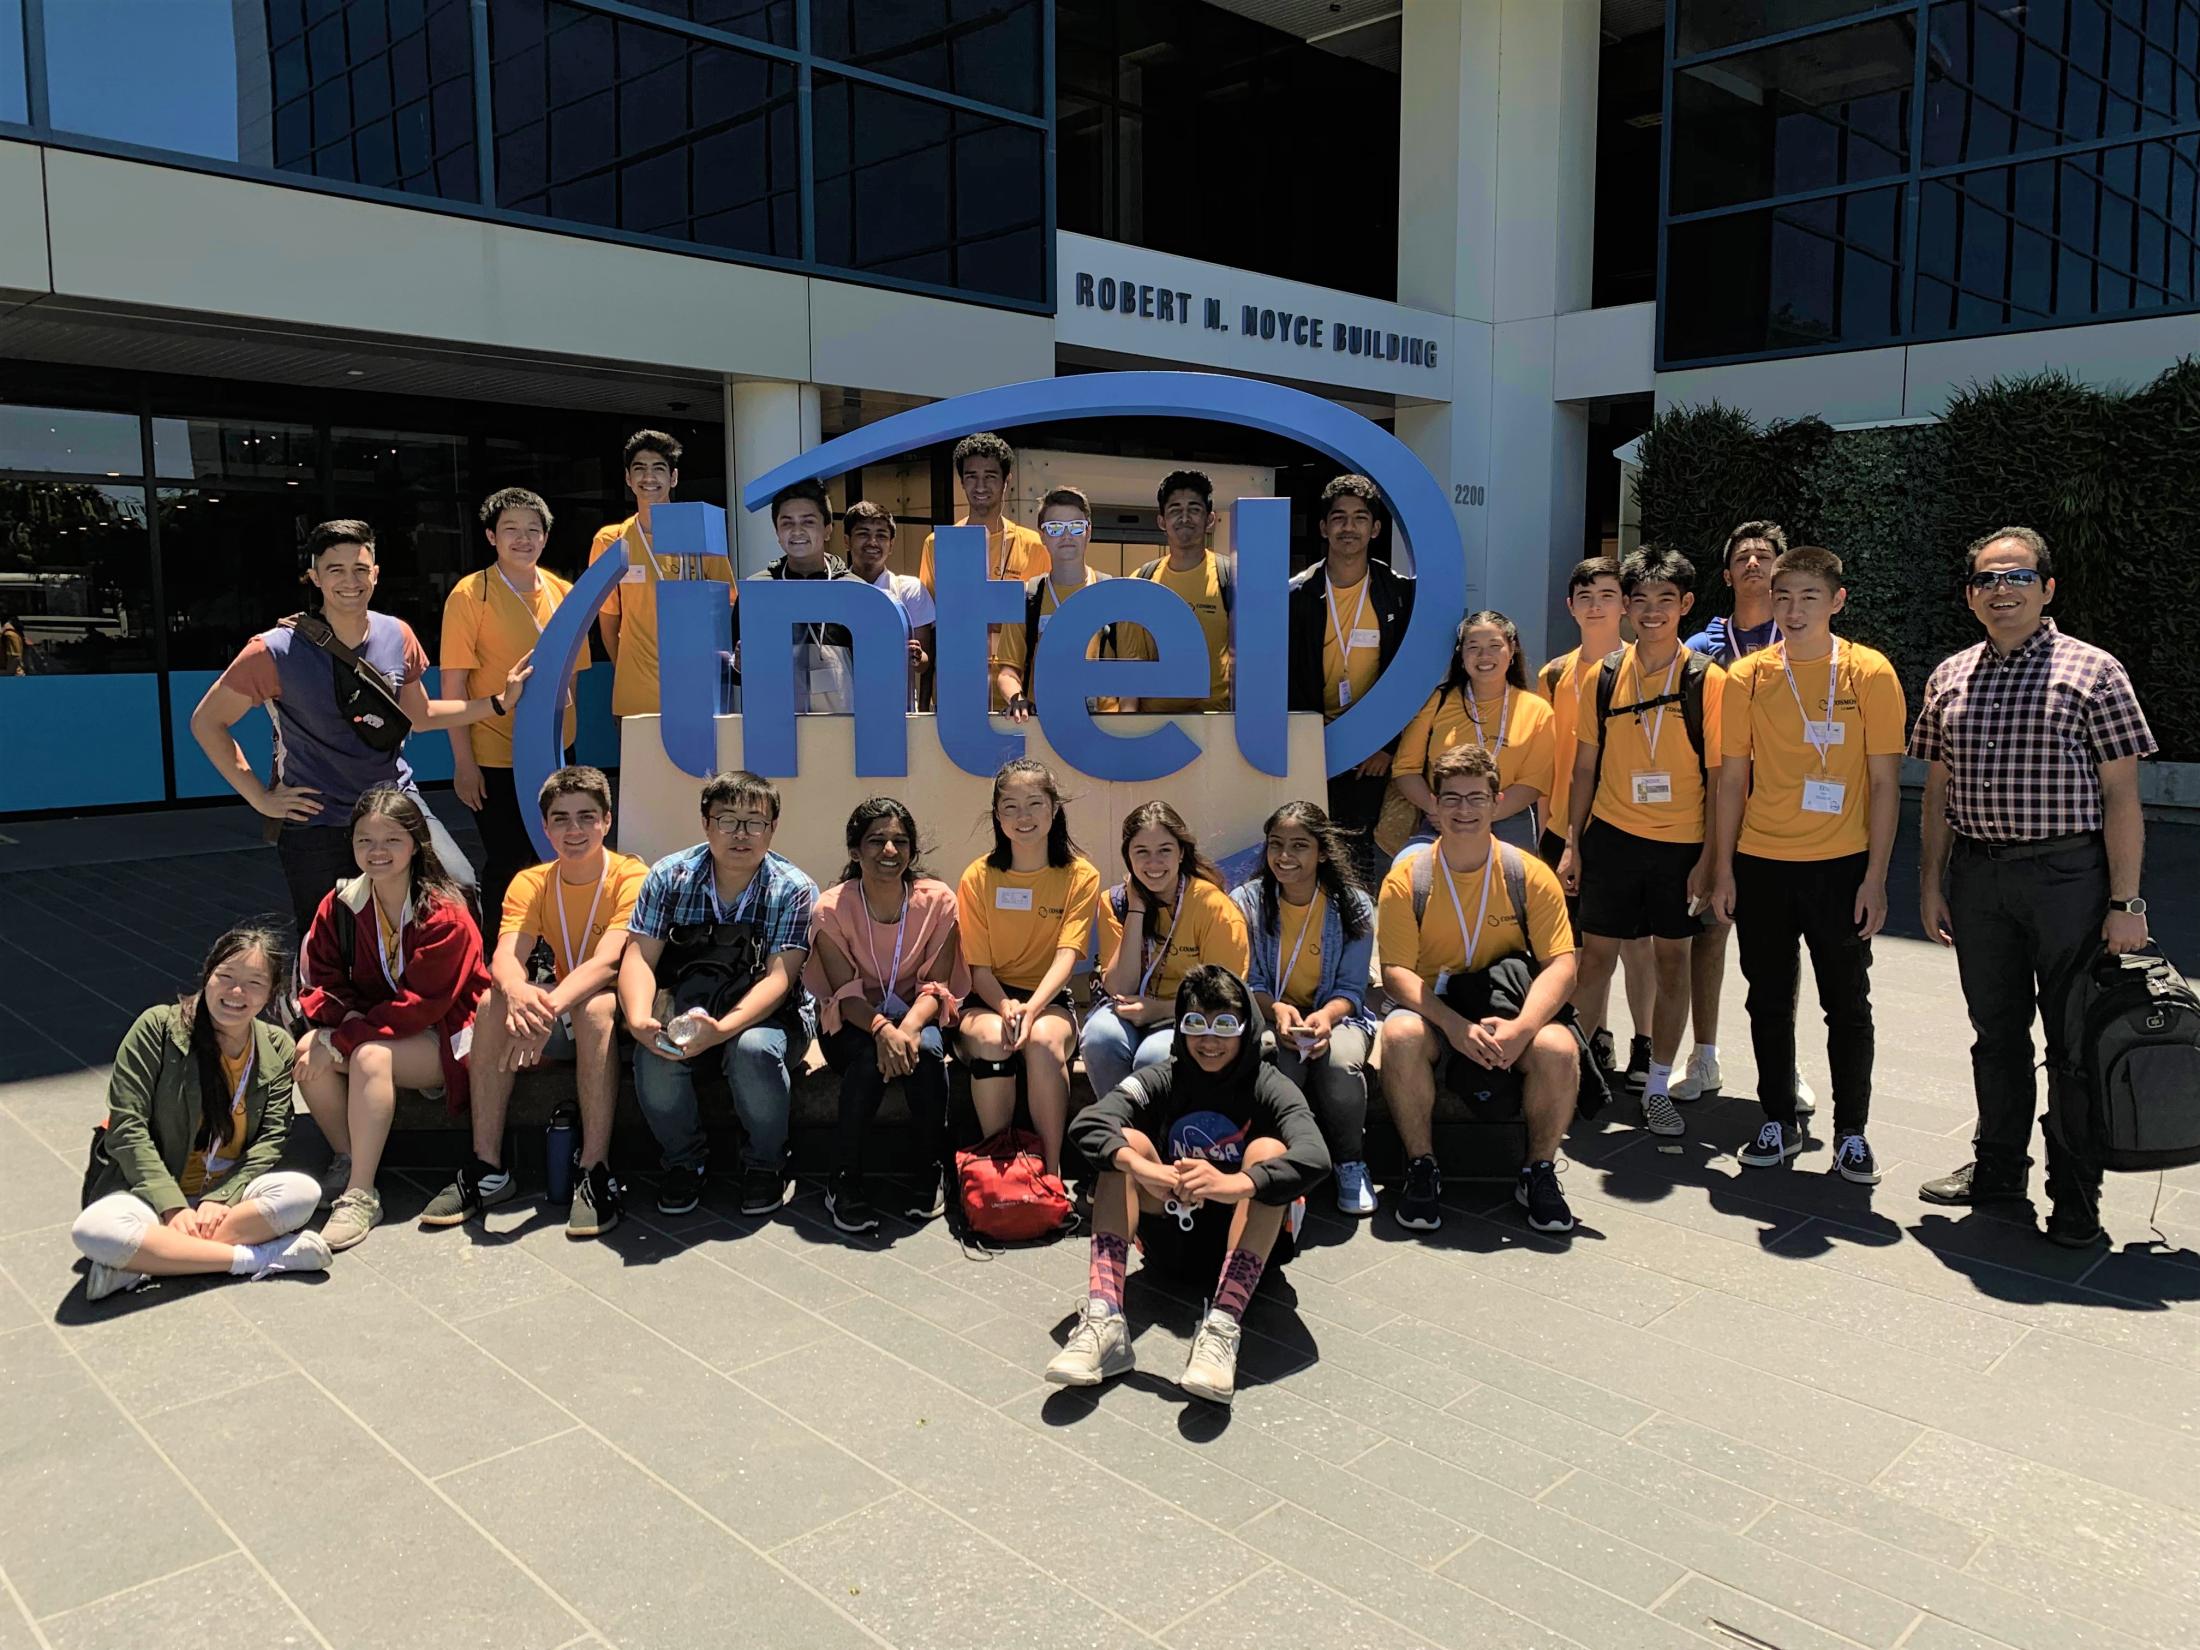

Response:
(349, 786), (467, 912)
(984, 758), (1082, 869)
(1439, 608), (1530, 696)
(839, 796), (927, 885)
(181, 925), (290, 1152)
(1252, 800), (1370, 941)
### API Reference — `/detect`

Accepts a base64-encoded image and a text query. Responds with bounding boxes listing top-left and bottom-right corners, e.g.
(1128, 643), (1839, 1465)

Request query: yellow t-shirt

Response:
(1318, 574), (1384, 718)
(993, 573), (1119, 710)
(919, 518), (1043, 711)
(1378, 843), (1577, 984)
(1536, 647), (1588, 832)
(500, 851), (650, 980)
(181, 1045), (252, 1198)
(956, 856), (1102, 994)
(1117, 554), (1231, 713)
(1094, 876), (1251, 1001)
(1723, 640), (1907, 862)
(1577, 646), (1727, 845)
(441, 566), (587, 764)
(1394, 685), (1557, 802)
(589, 515), (738, 719)
(374, 899), (403, 978)
(1273, 891), (1328, 1011)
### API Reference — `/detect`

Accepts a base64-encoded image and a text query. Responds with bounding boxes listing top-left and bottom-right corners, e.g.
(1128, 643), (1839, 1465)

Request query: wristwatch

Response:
(2109, 897), (2147, 916)
(490, 691), (507, 717)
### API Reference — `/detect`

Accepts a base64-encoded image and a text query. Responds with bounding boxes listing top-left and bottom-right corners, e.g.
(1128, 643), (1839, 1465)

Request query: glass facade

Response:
(7, 0), (1050, 308)
(1662, 0), (2200, 363)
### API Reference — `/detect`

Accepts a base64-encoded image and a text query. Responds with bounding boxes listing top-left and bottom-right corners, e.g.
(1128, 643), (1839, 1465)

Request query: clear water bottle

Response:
(667, 1009), (710, 1048)
(544, 1102), (578, 1205)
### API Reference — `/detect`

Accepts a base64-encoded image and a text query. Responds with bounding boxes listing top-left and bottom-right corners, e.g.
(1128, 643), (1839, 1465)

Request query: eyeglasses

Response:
(1179, 1012), (1246, 1038)
(707, 814), (773, 837)
(1039, 519), (1091, 539)
(1967, 569), (2043, 592)
(1437, 792), (1496, 811)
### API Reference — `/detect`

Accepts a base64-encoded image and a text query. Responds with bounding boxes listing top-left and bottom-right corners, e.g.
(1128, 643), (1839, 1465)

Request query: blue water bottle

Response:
(544, 1103), (578, 1204)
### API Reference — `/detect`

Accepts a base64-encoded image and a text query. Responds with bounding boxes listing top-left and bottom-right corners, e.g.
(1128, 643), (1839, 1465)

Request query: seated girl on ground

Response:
(954, 759), (1101, 1191)
(808, 796), (968, 1235)
(73, 926), (331, 1302)
(1232, 800), (1380, 1216)
(1048, 965), (1332, 1407)
(297, 786), (490, 1252)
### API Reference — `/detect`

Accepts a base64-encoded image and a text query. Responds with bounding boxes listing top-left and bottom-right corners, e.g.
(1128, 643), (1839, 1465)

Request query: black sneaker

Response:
(1625, 1034), (1652, 1090)
(1394, 1154), (1443, 1232)
(826, 1171), (880, 1234)
(905, 1163), (951, 1221)
(420, 1157), (515, 1227)
(1514, 1160), (1574, 1234)
(1831, 1133), (1882, 1185)
(739, 1165), (786, 1217)
(568, 1162), (622, 1238)
(656, 1163), (705, 1216)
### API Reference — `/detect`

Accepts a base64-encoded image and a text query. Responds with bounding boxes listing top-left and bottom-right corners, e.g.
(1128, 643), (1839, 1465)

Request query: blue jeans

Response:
(1081, 1002), (1173, 1099)
(633, 1020), (810, 1173)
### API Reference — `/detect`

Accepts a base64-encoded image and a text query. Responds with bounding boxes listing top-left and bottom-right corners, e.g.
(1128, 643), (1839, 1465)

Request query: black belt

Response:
(1953, 830), (2099, 861)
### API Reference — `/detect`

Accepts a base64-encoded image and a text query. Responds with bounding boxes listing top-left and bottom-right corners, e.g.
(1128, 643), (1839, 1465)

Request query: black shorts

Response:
(1538, 828), (1581, 941)
(1137, 1201), (1299, 1279)
(1578, 817), (1702, 942)
(957, 987), (1077, 1022)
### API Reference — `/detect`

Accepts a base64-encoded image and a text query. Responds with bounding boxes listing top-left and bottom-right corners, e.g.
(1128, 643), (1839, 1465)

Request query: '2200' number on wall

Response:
(1452, 483), (1486, 506)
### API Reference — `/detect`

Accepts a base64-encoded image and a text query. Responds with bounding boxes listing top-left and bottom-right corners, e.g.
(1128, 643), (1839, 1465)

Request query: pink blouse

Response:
(805, 876), (968, 1034)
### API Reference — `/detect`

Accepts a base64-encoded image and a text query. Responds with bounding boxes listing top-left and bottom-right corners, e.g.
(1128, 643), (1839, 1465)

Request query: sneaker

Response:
(1334, 1160), (1378, 1216)
(247, 1228), (333, 1281)
(568, 1162), (622, 1238)
(419, 1158), (516, 1227)
(1044, 1300), (1135, 1387)
(1738, 1120), (1801, 1168)
(322, 1187), (382, 1252)
(2044, 1201), (2107, 1249)
(904, 1163), (951, 1221)
(826, 1171), (880, 1235)
(83, 1260), (150, 1303)
(1625, 1034), (1652, 1090)
(1917, 1160), (2028, 1207)
(1179, 1310), (1243, 1406)
(1668, 1048), (1721, 1101)
(1394, 1154), (1444, 1231)
(1641, 1090), (1687, 1137)
(1514, 1160), (1575, 1234)
(739, 1165), (786, 1217)
(1832, 1133), (1881, 1185)
(1793, 1071), (1817, 1117)
(656, 1164), (705, 1217)
(316, 1152), (353, 1209)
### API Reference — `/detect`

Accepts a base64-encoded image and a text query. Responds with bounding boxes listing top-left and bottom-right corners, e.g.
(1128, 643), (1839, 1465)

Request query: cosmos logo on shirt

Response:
(1167, 1111), (1247, 1167)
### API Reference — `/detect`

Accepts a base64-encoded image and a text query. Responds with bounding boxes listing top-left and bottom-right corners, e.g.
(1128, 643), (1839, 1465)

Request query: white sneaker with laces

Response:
(1642, 1090), (1687, 1137)
(1793, 1071), (1817, 1117)
(1044, 1301), (1134, 1387)
(1333, 1160), (1378, 1216)
(1668, 1049), (1721, 1101)
(1737, 1119), (1801, 1167)
(84, 1260), (151, 1303)
(248, 1228), (334, 1281)
(1179, 1311), (1243, 1406)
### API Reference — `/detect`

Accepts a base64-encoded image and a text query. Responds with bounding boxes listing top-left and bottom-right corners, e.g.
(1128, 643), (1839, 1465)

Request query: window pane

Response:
(490, 0), (800, 260)
(0, 480), (154, 674)
(156, 489), (317, 671)
(1924, 0), (2200, 169)
(1671, 17), (1915, 213)
(1676, 0), (1898, 58)
(812, 72), (1045, 300)
(151, 417), (318, 485)
(0, 0), (25, 122)
(625, 0), (795, 48)
(1664, 185), (1905, 358)
(0, 406), (143, 475)
(810, 0), (1043, 117)
(43, 0), (478, 201)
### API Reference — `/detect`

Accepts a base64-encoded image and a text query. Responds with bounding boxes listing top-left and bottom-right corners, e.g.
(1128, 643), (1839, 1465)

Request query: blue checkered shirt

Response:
(630, 844), (819, 958)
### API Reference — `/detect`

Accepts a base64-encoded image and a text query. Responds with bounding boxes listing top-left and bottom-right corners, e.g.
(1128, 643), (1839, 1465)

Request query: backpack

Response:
(1134, 555), (1236, 654)
(956, 1126), (1072, 1241)
(2070, 945), (2200, 1172)
(1591, 646), (1711, 801)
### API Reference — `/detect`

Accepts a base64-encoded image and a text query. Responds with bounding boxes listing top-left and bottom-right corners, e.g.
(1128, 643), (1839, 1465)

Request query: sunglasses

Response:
(1967, 569), (2043, 592)
(1039, 519), (1091, 539)
(1179, 1012), (1246, 1038)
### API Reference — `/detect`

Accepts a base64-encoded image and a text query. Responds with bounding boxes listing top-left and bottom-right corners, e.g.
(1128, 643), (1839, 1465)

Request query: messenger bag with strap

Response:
(280, 611), (412, 755)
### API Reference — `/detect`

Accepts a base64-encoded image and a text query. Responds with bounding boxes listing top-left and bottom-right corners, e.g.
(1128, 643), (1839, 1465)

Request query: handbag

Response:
(956, 1127), (1071, 1242)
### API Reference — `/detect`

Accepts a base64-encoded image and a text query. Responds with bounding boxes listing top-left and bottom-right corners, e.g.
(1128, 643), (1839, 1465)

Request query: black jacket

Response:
(1068, 977), (1332, 1205)
(1287, 556), (1417, 750)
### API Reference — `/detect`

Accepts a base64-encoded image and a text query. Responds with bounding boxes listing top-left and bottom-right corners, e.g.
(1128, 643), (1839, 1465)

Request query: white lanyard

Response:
(493, 567), (544, 636)
(372, 896), (407, 992)
(1326, 577), (1371, 659)
(1782, 641), (1841, 772)
(203, 1046), (254, 1172)
(707, 870), (762, 926)
(553, 866), (609, 978)
(634, 519), (696, 583)
(1466, 685), (1511, 755)
(1437, 846), (1497, 975)
(1134, 878), (1190, 996)
(1630, 649), (1685, 762)
(860, 888), (911, 1012)
(1275, 892), (1324, 999)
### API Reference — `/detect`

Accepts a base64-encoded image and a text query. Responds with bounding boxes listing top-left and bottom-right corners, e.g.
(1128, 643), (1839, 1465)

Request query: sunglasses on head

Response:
(1040, 519), (1091, 538)
(1967, 568), (2043, 592)
(1179, 1012), (1246, 1038)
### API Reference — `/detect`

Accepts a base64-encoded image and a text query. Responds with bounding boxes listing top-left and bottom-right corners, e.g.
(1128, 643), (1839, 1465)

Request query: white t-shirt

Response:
(868, 570), (936, 633)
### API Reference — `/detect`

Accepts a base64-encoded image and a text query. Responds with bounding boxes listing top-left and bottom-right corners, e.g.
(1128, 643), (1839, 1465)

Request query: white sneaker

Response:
(1045, 1302), (1134, 1387)
(1668, 1049), (1721, 1102)
(1793, 1071), (1817, 1117)
(316, 1152), (352, 1209)
(322, 1187), (381, 1252)
(1333, 1160), (1378, 1216)
(1642, 1090), (1687, 1138)
(83, 1261), (150, 1303)
(248, 1229), (334, 1281)
(1179, 1311), (1243, 1406)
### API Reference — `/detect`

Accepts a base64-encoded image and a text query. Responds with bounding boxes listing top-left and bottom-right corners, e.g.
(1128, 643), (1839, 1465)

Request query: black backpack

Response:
(2069, 945), (2200, 1172)
(1591, 646), (1712, 800)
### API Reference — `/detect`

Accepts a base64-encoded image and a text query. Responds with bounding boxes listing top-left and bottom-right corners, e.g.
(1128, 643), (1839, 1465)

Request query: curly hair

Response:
(952, 432), (1016, 477)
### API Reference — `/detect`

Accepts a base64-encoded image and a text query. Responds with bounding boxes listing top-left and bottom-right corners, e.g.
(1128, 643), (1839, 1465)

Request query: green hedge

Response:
(1634, 355), (2200, 762)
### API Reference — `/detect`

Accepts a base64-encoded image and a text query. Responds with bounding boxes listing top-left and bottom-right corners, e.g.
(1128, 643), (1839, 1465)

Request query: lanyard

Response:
(1325, 577), (1372, 659)
(493, 567), (544, 636)
(1781, 640), (1841, 772)
(707, 869), (763, 926)
(860, 887), (911, 1010)
(1437, 846), (1497, 975)
(1275, 892), (1324, 999)
(1134, 877), (1190, 997)
(372, 896), (406, 992)
(633, 518), (696, 583)
(1466, 686), (1511, 755)
(1628, 648), (1685, 763)
(554, 866), (609, 978)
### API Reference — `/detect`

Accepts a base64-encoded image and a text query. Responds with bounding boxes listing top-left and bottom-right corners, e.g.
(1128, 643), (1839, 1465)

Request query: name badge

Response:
(1037, 612), (1051, 632)
(1801, 779), (1846, 815)
(620, 563), (645, 584)
(1336, 679), (1353, 708)
(1433, 970), (1451, 995)
(1631, 772), (1673, 806)
(1804, 720), (1846, 746)
(1349, 627), (1381, 650)
(995, 886), (1034, 911)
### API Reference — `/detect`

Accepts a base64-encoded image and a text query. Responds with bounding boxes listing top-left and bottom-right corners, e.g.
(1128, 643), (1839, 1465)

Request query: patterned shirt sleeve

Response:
(763, 865), (818, 957)
(1907, 663), (1949, 763)
(628, 862), (680, 941)
(2080, 657), (2158, 764)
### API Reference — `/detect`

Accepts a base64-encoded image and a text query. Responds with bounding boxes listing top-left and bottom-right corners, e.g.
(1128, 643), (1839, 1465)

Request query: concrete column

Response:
(726, 378), (822, 576)
(1396, 0), (1600, 665)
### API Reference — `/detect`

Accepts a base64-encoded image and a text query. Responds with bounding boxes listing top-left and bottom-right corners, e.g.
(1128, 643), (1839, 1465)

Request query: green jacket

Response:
(89, 1004), (296, 1215)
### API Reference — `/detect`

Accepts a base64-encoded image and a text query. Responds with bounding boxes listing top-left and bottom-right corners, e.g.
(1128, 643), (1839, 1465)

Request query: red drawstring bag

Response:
(956, 1127), (1071, 1242)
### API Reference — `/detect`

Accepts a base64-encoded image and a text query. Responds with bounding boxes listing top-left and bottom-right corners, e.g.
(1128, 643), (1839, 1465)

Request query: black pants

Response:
(474, 765), (538, 924)
(1328, 769), (1390, 887)
(1732, 851), (1873, 1133)
(1946, 833), (2107, 1191)
(275, 825), (359, 938)
(821, 1023), (949, 1176)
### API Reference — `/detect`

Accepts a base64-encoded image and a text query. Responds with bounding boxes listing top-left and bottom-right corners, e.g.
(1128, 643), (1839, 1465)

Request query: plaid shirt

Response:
(630, 844), (819, 959)
(1909, 621), (2155, 842)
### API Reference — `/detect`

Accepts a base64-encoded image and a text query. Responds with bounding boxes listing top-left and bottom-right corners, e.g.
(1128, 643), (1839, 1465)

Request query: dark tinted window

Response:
(0, 0), (24, 123)
(811, 0), (1043, 117)
(1665, 185), (1905, 358)
(1675, 0), (1895, 57)
(624, 0), (795, 47)
(0, 481), (155, 676)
